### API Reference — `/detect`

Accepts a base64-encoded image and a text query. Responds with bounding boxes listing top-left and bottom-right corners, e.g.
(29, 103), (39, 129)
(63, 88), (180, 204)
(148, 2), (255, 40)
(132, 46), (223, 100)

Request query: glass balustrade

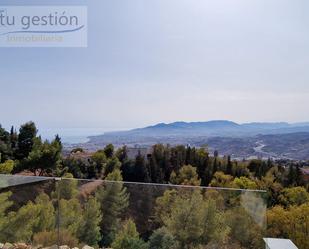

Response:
(0, 174), (267, 249)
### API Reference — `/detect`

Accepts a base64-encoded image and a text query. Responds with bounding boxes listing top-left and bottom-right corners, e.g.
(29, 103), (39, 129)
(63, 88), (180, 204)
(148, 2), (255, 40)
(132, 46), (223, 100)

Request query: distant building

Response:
(264, 238), (298, 249)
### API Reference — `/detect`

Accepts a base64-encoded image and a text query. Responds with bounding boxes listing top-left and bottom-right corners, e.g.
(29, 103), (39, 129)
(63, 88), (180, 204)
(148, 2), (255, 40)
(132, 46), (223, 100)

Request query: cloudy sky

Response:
(1, 0), (309, 136)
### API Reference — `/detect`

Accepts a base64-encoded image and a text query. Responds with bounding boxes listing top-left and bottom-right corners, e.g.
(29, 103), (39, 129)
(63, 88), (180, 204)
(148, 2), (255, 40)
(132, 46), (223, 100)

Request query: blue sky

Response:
(1, 0), (309, 137)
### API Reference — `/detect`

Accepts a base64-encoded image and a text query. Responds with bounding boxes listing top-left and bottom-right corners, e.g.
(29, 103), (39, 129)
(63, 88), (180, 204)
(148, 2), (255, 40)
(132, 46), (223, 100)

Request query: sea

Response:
(39, 128), (109, 144)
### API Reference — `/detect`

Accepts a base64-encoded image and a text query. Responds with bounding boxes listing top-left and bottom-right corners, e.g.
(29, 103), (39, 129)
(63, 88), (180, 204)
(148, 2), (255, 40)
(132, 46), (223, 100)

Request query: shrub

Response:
(33, 230), (80, 248)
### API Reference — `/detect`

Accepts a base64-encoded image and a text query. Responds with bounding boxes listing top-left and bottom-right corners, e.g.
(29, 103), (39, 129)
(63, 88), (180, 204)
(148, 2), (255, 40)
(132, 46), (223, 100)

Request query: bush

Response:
(33, 230), (80, 248)
(0, 160), (14, 174)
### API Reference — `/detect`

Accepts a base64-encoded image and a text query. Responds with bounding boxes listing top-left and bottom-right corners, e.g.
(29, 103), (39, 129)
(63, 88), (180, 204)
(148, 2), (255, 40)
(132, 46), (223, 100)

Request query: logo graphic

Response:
(0, 6), (87, 47)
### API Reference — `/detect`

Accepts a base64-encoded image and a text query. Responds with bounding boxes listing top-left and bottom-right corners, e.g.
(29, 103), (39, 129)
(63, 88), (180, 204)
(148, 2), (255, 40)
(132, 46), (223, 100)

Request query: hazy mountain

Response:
(90, 120), (309, 140)
(83, 121), (309, 160)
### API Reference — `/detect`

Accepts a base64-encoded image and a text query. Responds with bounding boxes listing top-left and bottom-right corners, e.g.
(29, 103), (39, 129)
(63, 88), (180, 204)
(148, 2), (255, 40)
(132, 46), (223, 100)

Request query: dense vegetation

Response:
(0, 122), (309, 249)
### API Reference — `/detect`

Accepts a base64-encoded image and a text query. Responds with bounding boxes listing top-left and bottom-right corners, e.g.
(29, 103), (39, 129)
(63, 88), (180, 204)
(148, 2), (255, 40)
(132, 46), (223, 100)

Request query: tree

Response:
(287, 164), (297, 186)
(2, 201), (40, 242)
(278, 187), (309, 207)
(78, 196), (102, 246)
(59, 198), (83, 237)
(151, 144), (171, 183)
(147, 153), (164, 183)
(155, 189), (179, 225)
(9, 126), (18, 150)
(104, 144), (114, 158)
(210, 151), (219, 182)
(111, 219), (148, 249)
(91, 150), (107, 176)
(54, 134), (62, 150)
(105, 157), (121, 176)
(266, 205), (288, 239)
(17, 121), (37, 159)
(33, 193), (55, 233)
(0, 125), (12, 163)
(259, 167), (284, 206)
(226, 155), (233, 175)
(96, 169), (129, 247)
(210, 171), (233, 188)
(170, 145), (186, 173)
(267, 203), (309, 249)
(149, 227), (179, 249)
(226, 207), (263, 249)
(288, 203), (309, 249)
(248, 159), (263, 178)
(133, 151), (150, 182)
(0, 125), (10, 144)
(20, 136), (62, 175)
(53, 176), (101, 246)
(0, 192), (55, 243)
(54, 173), (78, 200)
(0, 160), (14, 174)
(0, 192), (13, 240)
(116, 146), (128, 163)
(169, 165), (201, 186)
(195, 148), (209, 186)
(158, 190), (229, 248)
(62, 157), (87, 179)
(295, 165), (304, 186)
(232, 177), (258, 190)
(55, 177), (82, 238)
(201, 199), (230, 245)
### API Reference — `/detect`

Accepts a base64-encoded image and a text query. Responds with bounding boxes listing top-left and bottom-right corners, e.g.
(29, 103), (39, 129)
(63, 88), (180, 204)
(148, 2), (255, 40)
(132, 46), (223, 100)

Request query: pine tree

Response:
(287, 165), (297, 186)
(195, 148), (209, 186)
(0, 125), (12, 162)
(116, 146), (128, 163)
(134, 151), (150, 182)
(111, 219), (148, 249)
(16, 121), (37, 159)
(96, 170), (129, 247)
(295, 165), (303, 186)
(148, 154), (164, 183)
(78, 196), (102, 246)
(104, 144), (114, 158)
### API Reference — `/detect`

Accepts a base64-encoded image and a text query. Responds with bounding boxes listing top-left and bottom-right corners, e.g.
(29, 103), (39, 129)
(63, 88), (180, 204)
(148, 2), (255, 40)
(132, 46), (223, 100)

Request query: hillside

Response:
(90, 120), (309, 139)
(83, 121), (309, 160)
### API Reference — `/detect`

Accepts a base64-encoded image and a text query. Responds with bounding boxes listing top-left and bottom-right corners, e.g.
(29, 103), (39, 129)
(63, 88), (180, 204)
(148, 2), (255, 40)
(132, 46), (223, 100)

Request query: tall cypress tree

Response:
(226, 155), (233, 175)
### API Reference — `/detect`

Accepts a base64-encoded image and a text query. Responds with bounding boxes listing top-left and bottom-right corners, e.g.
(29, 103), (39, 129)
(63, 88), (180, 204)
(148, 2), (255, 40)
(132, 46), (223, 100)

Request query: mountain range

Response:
(90, 120), (309, 138)
(85, 121), (309, 160)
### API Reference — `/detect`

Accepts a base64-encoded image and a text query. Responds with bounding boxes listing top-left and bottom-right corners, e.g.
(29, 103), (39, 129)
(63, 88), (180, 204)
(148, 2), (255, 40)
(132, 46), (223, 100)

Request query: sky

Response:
(1, 0), (309, 138)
